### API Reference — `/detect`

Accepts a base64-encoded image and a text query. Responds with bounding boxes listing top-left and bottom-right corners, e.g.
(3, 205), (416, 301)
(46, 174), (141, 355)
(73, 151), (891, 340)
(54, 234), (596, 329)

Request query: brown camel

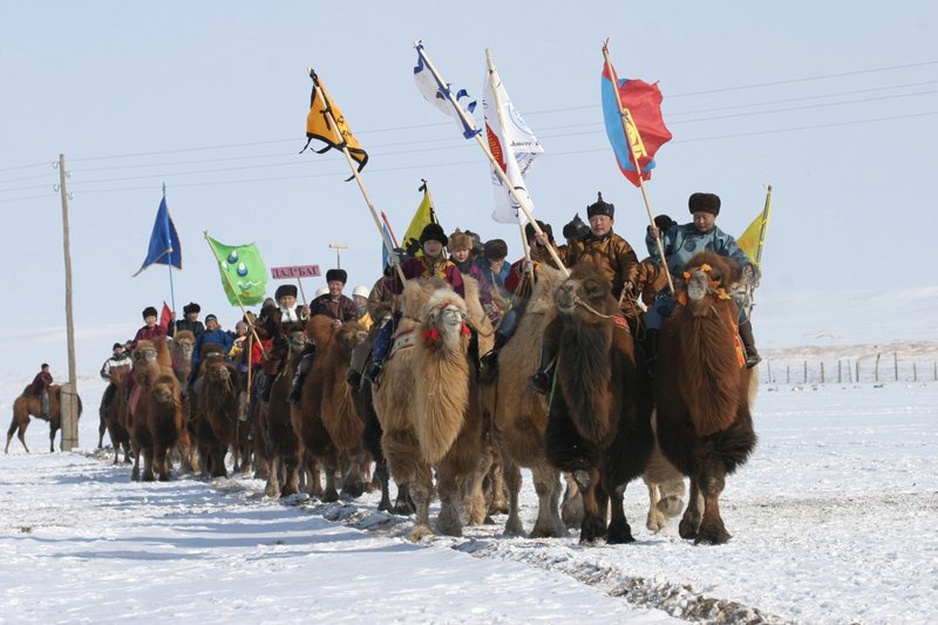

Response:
(5, 385), (83, 454)
(169, 330), (200, 473)
(373, 279), (484, 540)
(128, 337), (186, 481)
(655, 250), (758, 545)
(543, 263), (655, 544)
(103, 365), (133, 465)
(196, 348), (243, 478)
(491, 263), (568, 538)
(261, 322), (306, 498)
(317, 318), (371, 500)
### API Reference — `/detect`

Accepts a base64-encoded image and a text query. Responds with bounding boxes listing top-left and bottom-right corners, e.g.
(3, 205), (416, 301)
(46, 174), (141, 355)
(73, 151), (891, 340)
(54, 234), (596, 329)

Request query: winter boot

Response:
(528, 341), (558, 395)
(739, 320), (761, 368)
(288, 347), (316, 406)
(643, 329), (660, 376)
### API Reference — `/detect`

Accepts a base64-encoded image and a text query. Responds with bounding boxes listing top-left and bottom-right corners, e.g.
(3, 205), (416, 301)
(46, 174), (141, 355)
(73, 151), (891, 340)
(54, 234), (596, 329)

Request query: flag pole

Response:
(309, 70), (406, 284)
(485, 49), (535, 281)
(754, 185), (772, 267)
(163, 183), (178, 314)
(380, 211), (400, 247)
(601, 41), (673, 292)
(203, 231), (268, 357)
(418, 42), (568, 278)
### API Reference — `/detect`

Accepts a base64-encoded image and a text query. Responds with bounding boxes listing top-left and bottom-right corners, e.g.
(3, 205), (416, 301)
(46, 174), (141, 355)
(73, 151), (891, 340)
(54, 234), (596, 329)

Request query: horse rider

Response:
(30, 363), (53, 419)
(288, 268), (357, 405)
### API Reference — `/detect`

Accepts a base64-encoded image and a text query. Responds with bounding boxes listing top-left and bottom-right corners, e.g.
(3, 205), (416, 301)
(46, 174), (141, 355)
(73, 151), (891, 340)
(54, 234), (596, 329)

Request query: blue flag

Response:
(133, 193), (182, 276)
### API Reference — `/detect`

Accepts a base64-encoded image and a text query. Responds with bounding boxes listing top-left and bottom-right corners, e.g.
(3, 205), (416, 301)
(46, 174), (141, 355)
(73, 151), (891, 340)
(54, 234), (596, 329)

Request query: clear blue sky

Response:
(2, 1), (936, 376)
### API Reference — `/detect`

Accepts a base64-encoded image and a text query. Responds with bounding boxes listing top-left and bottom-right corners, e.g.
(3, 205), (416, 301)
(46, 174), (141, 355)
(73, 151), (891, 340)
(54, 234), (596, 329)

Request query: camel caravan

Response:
(15, 192), (761, 547)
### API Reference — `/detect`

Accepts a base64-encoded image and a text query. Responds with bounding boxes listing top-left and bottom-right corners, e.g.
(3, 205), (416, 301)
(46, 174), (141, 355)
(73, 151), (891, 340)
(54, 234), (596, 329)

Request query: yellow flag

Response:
(302, 71), (368, 173)
(738, 187), (772, 268)
(401, 182), (439, 257)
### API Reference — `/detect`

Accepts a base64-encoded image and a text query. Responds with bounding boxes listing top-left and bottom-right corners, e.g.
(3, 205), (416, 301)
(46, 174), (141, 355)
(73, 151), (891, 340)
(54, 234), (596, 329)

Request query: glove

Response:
(741, 264), (760, 287)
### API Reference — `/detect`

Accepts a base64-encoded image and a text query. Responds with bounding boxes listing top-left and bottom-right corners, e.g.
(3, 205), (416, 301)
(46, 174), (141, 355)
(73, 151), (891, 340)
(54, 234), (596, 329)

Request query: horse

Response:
(6, 384), (83, 454)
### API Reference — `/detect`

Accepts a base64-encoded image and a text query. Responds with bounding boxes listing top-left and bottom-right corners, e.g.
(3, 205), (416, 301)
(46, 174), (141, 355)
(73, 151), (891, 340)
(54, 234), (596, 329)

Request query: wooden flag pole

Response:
(418, 42), (569, 278)
(602, 42), (673, 293)
(310, 71), (406, 285)
(754, 185), (773, 267)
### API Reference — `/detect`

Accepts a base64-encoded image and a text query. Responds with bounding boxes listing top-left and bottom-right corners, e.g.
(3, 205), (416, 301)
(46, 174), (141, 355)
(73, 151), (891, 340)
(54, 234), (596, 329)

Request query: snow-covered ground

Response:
(2, 368), (936, 624)
(2, 286), (937, 624)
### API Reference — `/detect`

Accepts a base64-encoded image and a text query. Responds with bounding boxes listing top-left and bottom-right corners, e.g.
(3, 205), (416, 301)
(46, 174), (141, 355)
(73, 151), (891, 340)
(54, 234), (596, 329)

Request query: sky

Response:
(2, 354), (936, 624)
(2, 1), (938, 380)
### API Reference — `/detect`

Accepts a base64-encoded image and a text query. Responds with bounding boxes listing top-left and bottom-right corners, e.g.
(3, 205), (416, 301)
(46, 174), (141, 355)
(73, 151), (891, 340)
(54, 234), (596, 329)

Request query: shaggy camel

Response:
(373, 280), (484, 540)
(543, 263), (655, 544)
(491, 264), (569, 538)
(5, 385), (83, 454)
(196, 349), (243, 478)
(655, 250), (758, 545)
(129, 337), (187, 481)
(169, 330), (200, 473)
(102, 365), (133, 465)
(261, 323), (307, 498)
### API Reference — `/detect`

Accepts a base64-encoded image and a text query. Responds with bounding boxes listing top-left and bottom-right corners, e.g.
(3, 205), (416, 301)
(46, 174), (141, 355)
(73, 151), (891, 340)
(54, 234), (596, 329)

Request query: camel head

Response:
(420, 289), (469, 350)
(554, 263), (616, 322)
(171, 331), (196, 364)
(151, 375), (178, 405)
(286, 326), (310, 356)
(680, 251), (739, 314)
(203, 354), (230, 383)
(133, 340), (158, 368)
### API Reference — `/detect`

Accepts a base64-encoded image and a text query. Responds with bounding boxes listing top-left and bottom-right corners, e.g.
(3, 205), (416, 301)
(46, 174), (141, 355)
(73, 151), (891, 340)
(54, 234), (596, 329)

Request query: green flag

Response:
(206, 234), (267, 306)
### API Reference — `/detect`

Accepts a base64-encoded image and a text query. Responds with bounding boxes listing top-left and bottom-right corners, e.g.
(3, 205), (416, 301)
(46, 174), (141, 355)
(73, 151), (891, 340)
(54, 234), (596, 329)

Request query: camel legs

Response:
(560, 473), (584, 529)
(530, 463), (566, 539)
(502, 457), (525, 536)
(679, 478), (702, 539)
(695, 465), (731, 545)
(5, 420), (30, 454)
(436, 468), (464, 537)
(575, 468), (609, 544)
(606, 480), (635, 545)
(407, 463), (435, 542)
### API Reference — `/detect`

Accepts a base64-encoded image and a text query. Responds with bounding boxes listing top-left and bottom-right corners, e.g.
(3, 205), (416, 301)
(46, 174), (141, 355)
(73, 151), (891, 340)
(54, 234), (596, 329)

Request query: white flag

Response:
(483, 61), (543, 224)
(414, 42), (479, 139)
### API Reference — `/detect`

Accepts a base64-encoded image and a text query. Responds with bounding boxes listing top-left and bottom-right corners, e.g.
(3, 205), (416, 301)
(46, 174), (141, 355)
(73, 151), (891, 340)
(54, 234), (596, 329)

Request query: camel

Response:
(654, 250), (758, 545)
(491, 263), (569, 538)
(260, 322), (306, 498)
(543, 263), (655, 544)
(169, 330), (200, 472)
(196, 347), (243, 478)
(315, 317), (372, 500)
(102, 365), (133, 465)
(128, 337), (187, 481)
(373, 279), (484, 540)
(5, 385), (83, 454)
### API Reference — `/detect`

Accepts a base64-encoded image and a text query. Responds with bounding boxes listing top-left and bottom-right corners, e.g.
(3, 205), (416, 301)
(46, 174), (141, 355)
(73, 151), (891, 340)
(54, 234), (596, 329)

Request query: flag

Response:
(400, 182), (439, 257)
(133, 193), (182, 276)
(301, 70), (368, 173)
(484, 58), (543, 224)
(738, 190), (772, 268)
(381, 222), (394, 269)
(601, 55), (672, 187)
(413, 41), (480, 139)
(159, 302), (173, 333)
(206, 235), (268, 306)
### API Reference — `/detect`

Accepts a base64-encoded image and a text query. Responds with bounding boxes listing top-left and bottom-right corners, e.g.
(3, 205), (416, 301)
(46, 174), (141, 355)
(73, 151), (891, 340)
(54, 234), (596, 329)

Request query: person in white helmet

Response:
(351, 284), (372, 330)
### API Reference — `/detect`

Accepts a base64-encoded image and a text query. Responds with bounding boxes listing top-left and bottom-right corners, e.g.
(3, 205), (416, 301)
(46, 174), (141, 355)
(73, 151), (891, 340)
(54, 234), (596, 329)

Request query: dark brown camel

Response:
(543, 262), (655, 544)
(654, 250), (758, 545)
(102, 365), (133, 464)
(196, 347), (243, 478)
(6, 384), (83, 454)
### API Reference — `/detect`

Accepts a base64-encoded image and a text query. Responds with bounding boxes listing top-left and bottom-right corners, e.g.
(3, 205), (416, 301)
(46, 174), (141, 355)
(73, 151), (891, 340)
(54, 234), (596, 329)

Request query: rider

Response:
(169, 302), (205, 339)
(99, 342), (132, 418)
(288, 268), (357, 405)
(189, 314), (234, 391)
(30, 363), (53, 419)
(644, 192), (761, 368)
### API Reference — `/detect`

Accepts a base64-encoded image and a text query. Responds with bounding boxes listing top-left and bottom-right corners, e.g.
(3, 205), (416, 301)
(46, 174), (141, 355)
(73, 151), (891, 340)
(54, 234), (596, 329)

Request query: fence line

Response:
(760, 352), (937, 385)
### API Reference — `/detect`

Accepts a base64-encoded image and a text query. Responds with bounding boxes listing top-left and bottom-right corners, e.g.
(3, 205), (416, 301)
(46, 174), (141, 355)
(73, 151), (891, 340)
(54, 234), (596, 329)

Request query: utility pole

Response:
(328, 243), (348, 269)
(55, 154), (79, 451)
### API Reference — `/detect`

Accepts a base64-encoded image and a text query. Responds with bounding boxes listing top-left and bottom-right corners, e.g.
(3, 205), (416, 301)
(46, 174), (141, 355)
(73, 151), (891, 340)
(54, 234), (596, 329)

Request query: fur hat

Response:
(562, 213), (589, 241)
(142, 306), (158, 319)
(204, 314), (218, 324)
(464, 230), (484, 255)
(586, 192), (615, 219)
(688, 192), (721, 216)
(483, 238), (509, 261)
(448, 232), (473, 252)
(419, 223), (448, 246)
(275, 284), (298, 300)
(654, 214), (676, 232)
(325, 268), (347, 284)
(182, 302), (201, 315)
(524, 220), (554, 243)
